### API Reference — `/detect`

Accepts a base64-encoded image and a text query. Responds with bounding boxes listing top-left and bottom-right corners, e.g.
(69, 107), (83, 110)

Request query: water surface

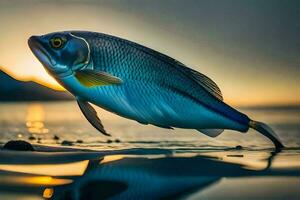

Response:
(0, 102), (299, 199)
(1, 102), (299, 149)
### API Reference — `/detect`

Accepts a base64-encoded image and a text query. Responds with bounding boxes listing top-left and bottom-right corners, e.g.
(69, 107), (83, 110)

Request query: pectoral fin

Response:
(77, 98), (110, 136)
(197, 129), (224, 137)
(75, 69), (122, 87)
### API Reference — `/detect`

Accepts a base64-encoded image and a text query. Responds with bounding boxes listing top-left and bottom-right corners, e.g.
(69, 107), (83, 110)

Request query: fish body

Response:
(28, 31), (284, 149)
(60, 71), (247, 132)
(57, 32), (248, 131)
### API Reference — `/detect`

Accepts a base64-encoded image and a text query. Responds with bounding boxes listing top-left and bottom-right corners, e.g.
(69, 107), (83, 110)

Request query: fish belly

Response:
(85, 81), (245, 131)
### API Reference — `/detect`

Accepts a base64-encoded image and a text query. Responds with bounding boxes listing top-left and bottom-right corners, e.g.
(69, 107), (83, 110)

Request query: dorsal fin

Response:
(184, 69), (223, 101)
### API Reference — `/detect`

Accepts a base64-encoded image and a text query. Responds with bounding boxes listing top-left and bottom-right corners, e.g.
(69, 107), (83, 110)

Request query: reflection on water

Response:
(0, 176), (72, 186)
(0, 160), (89, 176)
(0, 149), (299, 200)
(43, 188), (54, 199)
(0, 102), (300, 199)
(99, 155), (125, 164)
(26, 104), (48, 134)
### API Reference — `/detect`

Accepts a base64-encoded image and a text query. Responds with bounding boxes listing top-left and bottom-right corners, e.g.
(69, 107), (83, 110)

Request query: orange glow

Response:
(26, 104), (49, 134)
(0, 175), (72, 186)
(25, 176), (71, 185)
(0, 160), (89, 176)
(43, 188), (54, 198)
(0, 66), (64, 91)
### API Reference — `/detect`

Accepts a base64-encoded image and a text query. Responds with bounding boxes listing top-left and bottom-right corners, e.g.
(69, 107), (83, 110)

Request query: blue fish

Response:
(28, 31), (284, 149)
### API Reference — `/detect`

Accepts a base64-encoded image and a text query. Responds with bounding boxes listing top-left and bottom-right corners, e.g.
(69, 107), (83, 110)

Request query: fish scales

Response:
(74, 32), (249, 128)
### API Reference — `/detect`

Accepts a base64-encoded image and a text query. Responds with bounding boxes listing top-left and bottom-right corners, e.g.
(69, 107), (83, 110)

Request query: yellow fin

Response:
(75, 69), (122, 87)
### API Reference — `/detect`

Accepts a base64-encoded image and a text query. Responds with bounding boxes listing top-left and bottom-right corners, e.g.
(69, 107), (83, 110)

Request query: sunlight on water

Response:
(0, 150), (298, 199)
(43, 188), (54, 199)
(26, 104), (49, 134)
(0, 160), (89, 176)
(0, 96), (293, 194)
(0, 176), (72, 186)
(100, 155), (125, 164)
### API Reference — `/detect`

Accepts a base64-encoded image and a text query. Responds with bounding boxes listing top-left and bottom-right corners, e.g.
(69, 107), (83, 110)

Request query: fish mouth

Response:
(28, 36), (56, 69)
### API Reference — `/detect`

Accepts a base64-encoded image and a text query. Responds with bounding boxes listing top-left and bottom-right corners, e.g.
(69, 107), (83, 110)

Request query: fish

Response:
(28, 31), (284, 150)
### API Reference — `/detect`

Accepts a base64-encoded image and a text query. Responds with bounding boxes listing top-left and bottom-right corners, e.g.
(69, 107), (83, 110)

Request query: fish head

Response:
(28, 32), (90, 77)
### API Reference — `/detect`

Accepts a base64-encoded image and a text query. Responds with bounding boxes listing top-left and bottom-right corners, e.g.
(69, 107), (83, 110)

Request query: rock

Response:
(235, 145), (243, 150)
(53, 135), (60, 140)
(106, 139), (113, 144)
(28, 136), (36, 140)
(3, 140), (35, 151)
(61, 140), (73, 146)
(76, 139), (83, 143)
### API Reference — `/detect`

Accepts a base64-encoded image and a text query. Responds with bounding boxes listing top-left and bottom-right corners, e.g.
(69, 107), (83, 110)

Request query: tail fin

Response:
(249, 120), (284, 150)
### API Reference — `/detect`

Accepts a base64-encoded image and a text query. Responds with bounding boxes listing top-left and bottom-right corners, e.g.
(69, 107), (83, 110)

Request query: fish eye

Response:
(50, 36), (66, 49)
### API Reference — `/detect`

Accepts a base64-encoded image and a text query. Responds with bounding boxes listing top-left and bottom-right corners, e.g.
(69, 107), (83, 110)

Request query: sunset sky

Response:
(0, 0), (299, 106)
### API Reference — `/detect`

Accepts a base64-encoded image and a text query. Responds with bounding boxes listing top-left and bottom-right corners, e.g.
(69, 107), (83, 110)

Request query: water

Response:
(0, 102), (300, 199)
(0, 102), (299, 149)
